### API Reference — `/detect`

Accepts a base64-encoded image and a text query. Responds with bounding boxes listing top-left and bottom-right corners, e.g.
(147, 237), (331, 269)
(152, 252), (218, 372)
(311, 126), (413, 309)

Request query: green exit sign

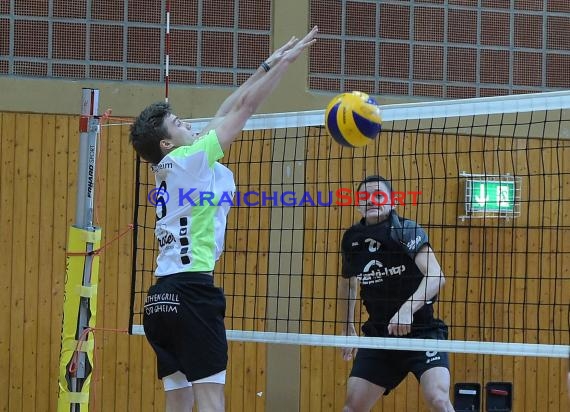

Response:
(467, 180), (516, 213)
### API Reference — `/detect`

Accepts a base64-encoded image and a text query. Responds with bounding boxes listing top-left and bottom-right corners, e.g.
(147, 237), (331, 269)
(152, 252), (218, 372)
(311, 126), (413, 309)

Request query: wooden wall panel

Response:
(11, 114), (30, 412)
(0, 113), (14, 412)
(36, 115), (56, 411)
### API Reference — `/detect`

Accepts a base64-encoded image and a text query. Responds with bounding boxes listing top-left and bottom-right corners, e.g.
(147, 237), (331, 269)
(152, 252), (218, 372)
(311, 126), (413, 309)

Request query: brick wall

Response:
(1, 0), (569, 99)
(0, 0), (271, 86)
(309, 0), (570, 98)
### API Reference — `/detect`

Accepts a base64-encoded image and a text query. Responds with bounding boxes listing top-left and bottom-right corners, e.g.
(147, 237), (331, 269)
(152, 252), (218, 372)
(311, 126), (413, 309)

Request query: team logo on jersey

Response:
(357, 259), (406, 285)
(158, 232), (176, 248)
(151, 162), (173, 173)
(406, 235), (423, 251)
(364, 238), (381, 252)
(425, 351), (441, 364)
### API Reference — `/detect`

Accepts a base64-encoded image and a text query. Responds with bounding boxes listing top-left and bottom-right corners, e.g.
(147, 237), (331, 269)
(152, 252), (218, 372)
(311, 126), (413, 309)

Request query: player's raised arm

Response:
(213, 26), (318, 151)
(203, 35), (300, 128)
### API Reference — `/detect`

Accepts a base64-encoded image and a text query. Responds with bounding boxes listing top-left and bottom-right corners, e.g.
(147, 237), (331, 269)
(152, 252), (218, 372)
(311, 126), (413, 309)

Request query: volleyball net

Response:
(130, 90), (570, 358)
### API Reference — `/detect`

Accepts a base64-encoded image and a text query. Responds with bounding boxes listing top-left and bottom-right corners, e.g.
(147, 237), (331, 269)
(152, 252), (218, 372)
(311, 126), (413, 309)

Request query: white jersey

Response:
(151, 130), (235, 276)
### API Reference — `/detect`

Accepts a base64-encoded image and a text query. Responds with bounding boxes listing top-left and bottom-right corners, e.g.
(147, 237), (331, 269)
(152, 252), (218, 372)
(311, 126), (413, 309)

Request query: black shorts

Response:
(350, 320), (450, 395)
(143, 272), (228, 382)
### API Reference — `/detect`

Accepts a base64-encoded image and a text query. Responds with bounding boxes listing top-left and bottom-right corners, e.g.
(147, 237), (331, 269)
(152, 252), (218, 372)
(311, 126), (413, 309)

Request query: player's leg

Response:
(343, 348), (405, 412)
(163, 371), (194, 412)
(191, 369), (226, 412)
(144, 277), (195, 411)
(192, 384), (225, 412)
(165, 388), (194, 412)
(419, 366), (454, 412)
(343, 376), (386, 412)
(408, 321), (453, 411)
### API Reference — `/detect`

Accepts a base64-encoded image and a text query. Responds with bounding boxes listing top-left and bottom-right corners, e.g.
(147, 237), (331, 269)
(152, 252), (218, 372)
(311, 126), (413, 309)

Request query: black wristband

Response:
(261, 61), (270, 72)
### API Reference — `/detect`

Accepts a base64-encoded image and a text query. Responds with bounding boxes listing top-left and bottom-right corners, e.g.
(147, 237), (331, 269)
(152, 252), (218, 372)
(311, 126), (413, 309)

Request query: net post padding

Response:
(57, 88), (103, 411)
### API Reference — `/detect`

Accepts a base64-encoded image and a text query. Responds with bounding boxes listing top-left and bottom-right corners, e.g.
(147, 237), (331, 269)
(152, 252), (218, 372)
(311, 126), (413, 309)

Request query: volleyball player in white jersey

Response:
(129, 27), (318, 412)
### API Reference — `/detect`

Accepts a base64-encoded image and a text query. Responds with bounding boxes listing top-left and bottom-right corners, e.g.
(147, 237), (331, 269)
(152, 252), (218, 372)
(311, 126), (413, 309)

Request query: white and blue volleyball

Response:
(325, 91), (382, 148)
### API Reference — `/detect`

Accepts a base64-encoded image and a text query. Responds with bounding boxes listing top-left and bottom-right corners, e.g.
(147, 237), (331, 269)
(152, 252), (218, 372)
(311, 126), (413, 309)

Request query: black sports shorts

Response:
(350, 320), (450, 395)
(143, 272), (228, 382)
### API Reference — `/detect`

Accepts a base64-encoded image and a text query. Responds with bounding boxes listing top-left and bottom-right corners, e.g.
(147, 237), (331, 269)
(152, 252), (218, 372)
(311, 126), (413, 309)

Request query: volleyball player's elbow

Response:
(429, 271), (446, 288)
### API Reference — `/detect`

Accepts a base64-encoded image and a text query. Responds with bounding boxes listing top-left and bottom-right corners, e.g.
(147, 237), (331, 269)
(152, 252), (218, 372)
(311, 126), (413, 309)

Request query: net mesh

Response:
(130, 91), (570, 357)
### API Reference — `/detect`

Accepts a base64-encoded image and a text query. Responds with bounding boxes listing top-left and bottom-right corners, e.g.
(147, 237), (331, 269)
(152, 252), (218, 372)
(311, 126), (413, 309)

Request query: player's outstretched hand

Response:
(282, 26), (318, 64)
(266, 36), (300, 67)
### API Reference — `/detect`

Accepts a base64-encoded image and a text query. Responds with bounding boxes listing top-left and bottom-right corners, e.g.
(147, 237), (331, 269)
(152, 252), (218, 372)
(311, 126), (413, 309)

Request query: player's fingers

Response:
(303, 39), (317, 48)
(301, 27), (318, 43)
(287, 36), (298, 46)
(285, 37), (299, 49)
(389, 323), (408, 336)
(278, 36), (295, 49)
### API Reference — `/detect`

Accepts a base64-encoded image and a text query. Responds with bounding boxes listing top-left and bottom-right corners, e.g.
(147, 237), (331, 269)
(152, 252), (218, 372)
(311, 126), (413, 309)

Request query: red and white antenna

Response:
(165, 0), (171, 102)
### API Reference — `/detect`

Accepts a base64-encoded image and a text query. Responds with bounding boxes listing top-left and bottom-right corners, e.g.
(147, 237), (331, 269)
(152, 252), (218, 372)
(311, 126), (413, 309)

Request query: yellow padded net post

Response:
(57, 227), (101, 411)
(57, 88), (102, 412)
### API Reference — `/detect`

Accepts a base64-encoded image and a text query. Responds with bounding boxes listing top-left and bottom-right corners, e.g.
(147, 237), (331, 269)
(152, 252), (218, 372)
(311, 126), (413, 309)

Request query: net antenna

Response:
(164, 0), (171, 103)
(131, 90), (570, 359)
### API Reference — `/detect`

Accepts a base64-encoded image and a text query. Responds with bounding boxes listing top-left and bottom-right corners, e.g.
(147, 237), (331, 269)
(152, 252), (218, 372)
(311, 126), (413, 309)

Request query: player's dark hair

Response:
(129, 101), (172, 165)
(357, 175), (392, 193)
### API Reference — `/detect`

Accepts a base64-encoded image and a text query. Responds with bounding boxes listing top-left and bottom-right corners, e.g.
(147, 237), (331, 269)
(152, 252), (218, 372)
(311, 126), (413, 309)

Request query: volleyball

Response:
(325, 91), (382, 147)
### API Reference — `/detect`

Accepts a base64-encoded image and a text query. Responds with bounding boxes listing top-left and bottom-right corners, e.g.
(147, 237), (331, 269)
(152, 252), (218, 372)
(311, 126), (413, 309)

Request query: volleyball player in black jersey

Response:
(338, 176), (454, 412)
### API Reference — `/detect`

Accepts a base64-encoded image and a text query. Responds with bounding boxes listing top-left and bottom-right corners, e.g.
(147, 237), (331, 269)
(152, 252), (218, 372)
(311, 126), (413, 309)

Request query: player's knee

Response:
(343, 393), (368, 412)
(343, 394), (357, 412)
(165, 387), (194, 412)
(193, 383), (225, 412)
(342, 393), (361, 412)
(424, 391), (451, 411)
(342, 404), (358, 412)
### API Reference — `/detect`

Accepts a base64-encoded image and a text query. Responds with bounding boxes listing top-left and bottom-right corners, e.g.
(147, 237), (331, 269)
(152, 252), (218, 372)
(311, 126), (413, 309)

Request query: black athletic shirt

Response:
(341, 211), (437, 335)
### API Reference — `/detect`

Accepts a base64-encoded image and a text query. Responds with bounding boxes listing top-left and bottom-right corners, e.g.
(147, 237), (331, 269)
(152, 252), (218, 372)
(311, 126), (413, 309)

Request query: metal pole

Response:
(69, 88), (100, 410)
(75, 88), (99, 229)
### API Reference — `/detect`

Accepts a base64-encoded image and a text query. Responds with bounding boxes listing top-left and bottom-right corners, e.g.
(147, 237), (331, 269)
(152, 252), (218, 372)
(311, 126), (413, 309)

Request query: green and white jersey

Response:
(152, 130), (235, 276)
